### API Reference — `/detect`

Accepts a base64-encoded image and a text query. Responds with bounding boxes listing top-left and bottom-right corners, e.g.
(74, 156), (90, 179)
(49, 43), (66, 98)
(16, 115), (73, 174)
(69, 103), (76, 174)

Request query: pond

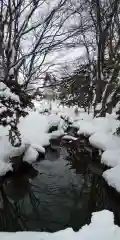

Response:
(0, 137), (120, 232)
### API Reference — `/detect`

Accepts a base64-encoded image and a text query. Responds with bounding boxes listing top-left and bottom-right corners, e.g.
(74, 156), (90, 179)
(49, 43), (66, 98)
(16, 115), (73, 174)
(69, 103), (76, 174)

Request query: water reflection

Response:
(0, 143), (120, 232)
(0, 165), (38, 231)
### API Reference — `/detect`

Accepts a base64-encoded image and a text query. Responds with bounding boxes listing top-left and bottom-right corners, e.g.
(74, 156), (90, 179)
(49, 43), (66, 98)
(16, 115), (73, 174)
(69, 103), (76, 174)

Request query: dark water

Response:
(0, 139), (120, 232)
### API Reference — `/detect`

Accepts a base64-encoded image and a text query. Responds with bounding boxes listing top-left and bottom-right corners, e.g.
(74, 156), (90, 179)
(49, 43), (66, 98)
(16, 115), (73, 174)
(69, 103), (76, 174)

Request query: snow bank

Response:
(37, 100), (93, 122)
(77, 117), (118, 137)
(0, 136), (25, 161)
(102, 150), (120, 193)
(62, 135), (78, 141)
(60, 107), (93, 122)
(101, 150), (120, 167)
(0, 107), (64, 175)
(78, 210), (120, 240)
(89, 132), (120, 151)
(19, 112), (62, 149)
(19, 112), (50, 147)
(49, 129), (65, 139)
(23, 146), (39, 163)
(0, 161), (13, 176)
(31, 144), (45, 154)
(77, 116), (120, 194)
(47, 114), (61, 128)
(0, 210), (120, 240)
(0, 136), (25, 176)
(18, 111), (66, 160)
(103, 166), (120, 193)
(77, 120), (97, 136)
(92, 117), (119, 134)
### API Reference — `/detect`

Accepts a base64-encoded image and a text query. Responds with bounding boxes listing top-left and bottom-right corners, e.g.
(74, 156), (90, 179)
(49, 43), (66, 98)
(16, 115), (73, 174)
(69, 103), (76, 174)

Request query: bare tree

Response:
(0, 0), (69, 145)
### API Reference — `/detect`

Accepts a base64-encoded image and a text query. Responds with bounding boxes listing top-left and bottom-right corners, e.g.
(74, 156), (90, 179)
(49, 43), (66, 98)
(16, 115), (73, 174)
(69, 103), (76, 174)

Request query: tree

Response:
(0, 0), (68, 145)
(58, 0), (120, 118)
(59, 63), (95, 112)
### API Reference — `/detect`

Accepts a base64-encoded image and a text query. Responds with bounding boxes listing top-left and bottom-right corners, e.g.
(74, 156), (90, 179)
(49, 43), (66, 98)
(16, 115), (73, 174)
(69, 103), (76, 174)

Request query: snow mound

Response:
(103, 166), (120, 192)
(92, 117), (118, 133)
(0, 210), (120, 239)
(0, 136), (25, 176)
(23, 146), (39, 163)
(101, 150), (120, 167)
(77, 120), (96, 136)
(0, 136), (25, 162)
(31, 144), (45, 154)
(48, 114), (61, 128)
(19, 112), (50, 147)
(49, 129), (65, 139)
(89, 132), (120, 151)
(62, 135), (78, 141)
(78, 210), (120, 240)
(19, 112), (62, 149)
(0, 161), (13, 176)
(77, 117), (115, 137)
(0, 110), (63, 176)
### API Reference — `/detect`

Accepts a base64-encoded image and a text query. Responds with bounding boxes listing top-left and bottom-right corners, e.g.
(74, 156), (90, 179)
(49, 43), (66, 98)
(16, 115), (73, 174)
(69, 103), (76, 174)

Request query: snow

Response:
(69, 112), (120, 195)
(78, 210), (120, 240)
(103, 166), (120, 192)
(77, 120), (97, 136)
(19, 111), (66, 144)
(0, 210), (120, 239)
(77, 117), (119, 137)
(59, 107), (93, 122)
(62, 135), (78, 141)
(0, 136), (25, 176)
(37, 100), (93, 122)
(9, 67), (14, 75)
(92, 117), (112, 131)
(18, 110), (65, 153)
(0, 136), (25, 161)
(86, 119), (120, 193)
(19, 112), (51, 147)
(48, 114), (61, 128)
(37, 100), (60, 114)
(101, 150), (120, 167)
(0, 103), (65, 176)
(23, 146), (39, 163)
(89, 132), (120, 151)
(102, 150), (120, 192)
(0, 125), (9, 137)
(49, 129), (65, 139)
(0, 161), (13, 176)
(31, 144), (45, 154)
(95, 103), (102, 111)
(0, 82), (20, 102)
